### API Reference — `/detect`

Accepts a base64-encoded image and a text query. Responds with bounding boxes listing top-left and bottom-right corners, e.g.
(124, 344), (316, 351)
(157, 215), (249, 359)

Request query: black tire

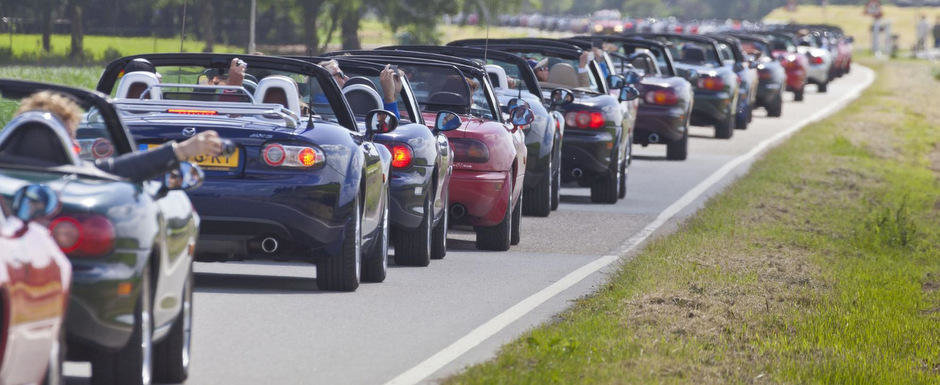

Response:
(766, 91), (783, 117)
(617, 160), (628, 199)
(475, 180), (512, 251)
(153, 265), (192, 383)
(818, 80), (828, 93)
(549, 146), (561, 211)
(317, 196), (361, 291)
(361, 194), (389, 281)
(92, 267), (152, 385)
(510, 195), (522, 245)
(394, 194), (432, 267)
(735, 101), (749, 130)
(430, 194), (447, 260)
(522, 152), (552, 217)
(666, 130), (688, 160)
(590, 152), (620, 204)
(42, 325), (64, 385)
(794, 87), (805, 102)
(715, 113), (735, 139)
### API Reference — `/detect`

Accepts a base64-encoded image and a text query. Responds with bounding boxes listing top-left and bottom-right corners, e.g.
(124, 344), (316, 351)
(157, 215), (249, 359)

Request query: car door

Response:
(151, 187), (198, 329)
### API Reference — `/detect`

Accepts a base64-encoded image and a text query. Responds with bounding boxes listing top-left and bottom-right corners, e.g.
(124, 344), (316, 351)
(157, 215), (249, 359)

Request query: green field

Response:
(446, 59), (940, 384)
(765, 5), (940, 52)
(0, 33), (243, 64)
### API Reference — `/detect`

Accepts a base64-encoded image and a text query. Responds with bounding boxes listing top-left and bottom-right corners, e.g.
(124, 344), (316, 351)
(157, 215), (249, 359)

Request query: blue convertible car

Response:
(96, 54), (395, 291)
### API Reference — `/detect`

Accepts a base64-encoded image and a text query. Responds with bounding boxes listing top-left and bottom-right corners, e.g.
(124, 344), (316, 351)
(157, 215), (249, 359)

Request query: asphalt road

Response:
(65, 66), (874, 385)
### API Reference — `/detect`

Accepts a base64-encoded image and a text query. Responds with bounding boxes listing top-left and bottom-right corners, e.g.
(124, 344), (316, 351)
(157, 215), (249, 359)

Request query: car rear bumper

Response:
(634, 104), (687, 145)
(756, 81), (783, 104)
(560, 129), (615, 181)
(690, 92), (733, 126)
(785, 69), (807, 90)
(448, 170), (511, 227)
(387, 165), (434, 230)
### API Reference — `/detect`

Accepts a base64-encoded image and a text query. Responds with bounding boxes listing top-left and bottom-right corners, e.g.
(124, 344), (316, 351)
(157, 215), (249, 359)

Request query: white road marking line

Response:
(383, 66), (876, 385)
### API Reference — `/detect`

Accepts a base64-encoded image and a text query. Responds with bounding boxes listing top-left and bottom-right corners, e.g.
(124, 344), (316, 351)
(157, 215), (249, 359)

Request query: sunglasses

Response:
(537, 67), (549, 72)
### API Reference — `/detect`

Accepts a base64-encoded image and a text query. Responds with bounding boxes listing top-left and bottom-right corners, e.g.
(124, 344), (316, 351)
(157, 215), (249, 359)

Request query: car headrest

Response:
(547, 63), (579, 88)
(485, 64), (509, 90)
(115, 71), (162, 99)
(344, 76), (378, 90)
(254, 75), (301, 116)
(343, 84), (383, 117)
(681, 46), (707, 64)
(0, 111), (80, 167)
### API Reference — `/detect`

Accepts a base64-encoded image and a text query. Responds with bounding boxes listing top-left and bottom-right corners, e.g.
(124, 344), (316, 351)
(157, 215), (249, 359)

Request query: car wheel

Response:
(430, 194), (447, 260)
(617, 159), (628, 199)
(666, 130), (689, 160)
(475, 180), (512, 251)
(510, 195), (522, 245)
(42, 325), (64, 385)
(394, 194), (432, 266)
(590, 153), (620, 204)
(794, 86), (805, 102)
(550, 145), (561, 211)
(735, 101), (749, 130)
(523, 152), (551, 217)
(317, 195), (361, 291)
(715, 113), (735, 139)
(818, 80), (828, 93)
(92, 267), (153, 385)
(153, 264), (192, 383)
(361, 192), (389, 281)
(766, 91), (783, 117)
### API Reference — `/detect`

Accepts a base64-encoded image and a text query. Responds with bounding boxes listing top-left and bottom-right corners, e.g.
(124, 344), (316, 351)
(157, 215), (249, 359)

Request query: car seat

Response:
(343, 84), (384, 117)
(254, 75), (302, 117)
(681, 46), (707, 65)
(115, 71), (162, 99)
(547, 63), (579, 88)
(0, 111), (79, 167)
(485, 65), (509, 90)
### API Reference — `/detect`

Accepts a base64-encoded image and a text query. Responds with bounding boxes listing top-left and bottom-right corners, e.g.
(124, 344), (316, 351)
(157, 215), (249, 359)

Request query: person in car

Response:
(528, 58), (550, 82)
(15, 91), (224, 182)
(321, 60), (403, 118)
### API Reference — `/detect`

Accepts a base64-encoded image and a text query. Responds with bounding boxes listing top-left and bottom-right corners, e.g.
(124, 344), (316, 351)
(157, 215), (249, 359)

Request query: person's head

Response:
(319, 60), (348, 87)
(15, 91), (82, 138)
(529, 58), (549, 81)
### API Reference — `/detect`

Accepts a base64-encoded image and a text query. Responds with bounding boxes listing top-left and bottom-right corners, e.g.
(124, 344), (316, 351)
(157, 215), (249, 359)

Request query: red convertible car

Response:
(326, 51), (531, 251)
(760, 31), (810, 101)
(0, 185), (71, 385)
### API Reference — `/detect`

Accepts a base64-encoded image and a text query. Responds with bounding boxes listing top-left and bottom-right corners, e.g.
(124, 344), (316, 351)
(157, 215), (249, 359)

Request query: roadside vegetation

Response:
(0, 34), (242, 64)
(447, 59), (940, 384)
(765, 5), (938, 52)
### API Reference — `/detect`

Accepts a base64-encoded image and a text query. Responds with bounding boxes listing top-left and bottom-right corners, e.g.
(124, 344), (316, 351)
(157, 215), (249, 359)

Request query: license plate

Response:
(146, 144), (239, 169)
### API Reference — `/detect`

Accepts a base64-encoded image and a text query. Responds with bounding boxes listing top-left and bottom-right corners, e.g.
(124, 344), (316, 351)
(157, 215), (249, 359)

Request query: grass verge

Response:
(446, 59), (940, 384)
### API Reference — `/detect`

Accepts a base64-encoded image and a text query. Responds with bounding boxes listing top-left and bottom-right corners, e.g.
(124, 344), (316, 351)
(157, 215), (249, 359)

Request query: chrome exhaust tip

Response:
(450, 204), (467, 221)
(648, 133), (660, 143)
(571, 168), (583, 178)
(260, 237), (279, 254)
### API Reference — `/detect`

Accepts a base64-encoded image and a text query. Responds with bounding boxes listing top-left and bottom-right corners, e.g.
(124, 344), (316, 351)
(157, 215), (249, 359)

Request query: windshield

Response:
(505, 50), (600, 93)
(741, 40), (771, 58)
(618, 45), (673, 76)
(649, 37), (720, 67)
(341, 68), (415, 123)
(399, 64), (495, 119)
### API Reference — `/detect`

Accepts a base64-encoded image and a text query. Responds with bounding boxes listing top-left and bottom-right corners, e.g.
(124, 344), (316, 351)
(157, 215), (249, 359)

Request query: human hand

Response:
(380, 65), (403, 103)
(174, 130), (224, 161)
(226, 58), (246, 86)
(579, 51), (590, 68)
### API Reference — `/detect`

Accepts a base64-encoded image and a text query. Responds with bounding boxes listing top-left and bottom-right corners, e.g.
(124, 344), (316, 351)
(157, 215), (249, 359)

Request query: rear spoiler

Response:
(113, 99), (301, 128)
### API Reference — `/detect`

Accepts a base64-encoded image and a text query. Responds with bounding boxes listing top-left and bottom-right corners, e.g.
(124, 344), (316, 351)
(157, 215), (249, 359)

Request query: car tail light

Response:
(758, 69), (772, 80)
(384, 143), (413, 168)
(49, 215), (115, 258)
(673, 25), (683, 33)
(644, 89), (678, 106)
(564, 111), (604, 129)
(262, 143), (325, 168)
(697, 76), (725, 91)
(166, 109), (218, 116)
(450, 138), (489, 163)
(810, 56), (824, 65)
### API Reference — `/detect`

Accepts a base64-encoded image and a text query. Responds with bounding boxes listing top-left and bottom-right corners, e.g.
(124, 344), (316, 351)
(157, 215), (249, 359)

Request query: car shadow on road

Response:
(559, 194), (593, 204)
(632, 154), (669, 161)
(689, 133), (718, 139)
(194, 272), (324, 294)
(446, 238), (478, 251)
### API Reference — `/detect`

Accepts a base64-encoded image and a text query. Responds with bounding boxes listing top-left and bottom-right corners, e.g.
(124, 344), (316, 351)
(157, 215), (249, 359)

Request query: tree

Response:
(68, 0), (84, 59)
(340, 0), (363, 50)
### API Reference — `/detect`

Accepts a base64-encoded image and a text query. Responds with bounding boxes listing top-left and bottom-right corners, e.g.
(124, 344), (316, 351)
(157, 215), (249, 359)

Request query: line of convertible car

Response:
(0, 25), (851, 385)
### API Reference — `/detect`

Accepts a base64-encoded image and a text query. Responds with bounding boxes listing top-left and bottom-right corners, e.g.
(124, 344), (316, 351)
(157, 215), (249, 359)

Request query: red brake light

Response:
(386, 144), (413, 168)
(166, 109), (218, 116)
(811, 56), (824, 65)
(450, 139), (489, 163)
(50, 215), (115, 258)
(262, 143), (324, 168)
(758, 70), (772, 79)
(564, 111), (605, 129)
(697, 76), (725, 91)
(644, 89), (678, 106)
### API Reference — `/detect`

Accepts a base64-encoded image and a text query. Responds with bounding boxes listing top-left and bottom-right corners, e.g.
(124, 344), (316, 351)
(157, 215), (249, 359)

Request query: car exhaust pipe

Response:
(648, 133), (660, 144)
(450, 203), (467, 221)
(571, 168), (583, 178)
(260, 237), (279, 254)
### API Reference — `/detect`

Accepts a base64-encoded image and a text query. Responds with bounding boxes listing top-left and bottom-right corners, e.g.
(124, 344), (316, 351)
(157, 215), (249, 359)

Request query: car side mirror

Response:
(619, 86), (640, 102)
(165, 161), (205, 191)
(606, 74), (625, 89)
(507, 97), (530, 111)
(623, 70), (642, 85)
(11, 184), (59, 222)
(366, 109), (399, 138)
(509, 106), (535, 127)
(434, 110), (462, 132)
(549, 88), (574, 107)
(685, 69), (700, 84)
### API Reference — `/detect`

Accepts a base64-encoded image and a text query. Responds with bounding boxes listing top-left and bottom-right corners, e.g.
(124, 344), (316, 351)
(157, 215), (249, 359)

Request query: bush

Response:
(0, 46), (12, 63)
(102, 46), (123, 63)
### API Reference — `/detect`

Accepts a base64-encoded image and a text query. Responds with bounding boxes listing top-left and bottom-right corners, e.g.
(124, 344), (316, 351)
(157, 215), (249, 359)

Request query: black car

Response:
(0, 80), (201, 385)
(292, 55), (455, 265)
(634, 33), (740, 139)
(449, 38), (640, 204)
(705, 33), (758, 130)
(97, 53), (394, 291)
(375, 45), (565, 216)
(725, 32), (786, 117)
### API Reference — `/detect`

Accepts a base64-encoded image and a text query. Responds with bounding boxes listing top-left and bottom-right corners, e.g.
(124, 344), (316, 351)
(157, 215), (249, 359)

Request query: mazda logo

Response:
(182, 127), (197, 137)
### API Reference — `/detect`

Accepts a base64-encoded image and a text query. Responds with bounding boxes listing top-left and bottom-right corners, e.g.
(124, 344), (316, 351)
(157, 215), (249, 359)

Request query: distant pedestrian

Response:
(915, 14), (929, 53)
(934, 16), (940, 48)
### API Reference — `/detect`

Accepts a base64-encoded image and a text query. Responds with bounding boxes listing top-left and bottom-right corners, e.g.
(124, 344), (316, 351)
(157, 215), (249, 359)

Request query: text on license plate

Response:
(145, 144), (239, 169)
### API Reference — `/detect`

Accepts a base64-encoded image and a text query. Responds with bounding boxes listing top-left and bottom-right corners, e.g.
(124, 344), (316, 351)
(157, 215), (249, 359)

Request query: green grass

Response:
(446, 59), (940, 384)
(0, 33), (243, 64)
